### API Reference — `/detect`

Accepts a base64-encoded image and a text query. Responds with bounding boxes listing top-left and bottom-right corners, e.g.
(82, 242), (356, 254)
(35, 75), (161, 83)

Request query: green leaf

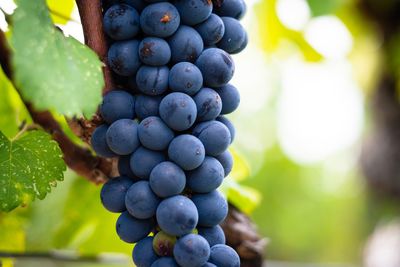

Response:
(0, 130), (66, 212)
(11, 0), (104, 117)
(306, 0), (345, 16)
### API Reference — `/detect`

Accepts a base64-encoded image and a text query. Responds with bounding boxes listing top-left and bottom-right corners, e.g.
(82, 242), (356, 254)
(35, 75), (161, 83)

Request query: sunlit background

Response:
(1, 0), (400, 266)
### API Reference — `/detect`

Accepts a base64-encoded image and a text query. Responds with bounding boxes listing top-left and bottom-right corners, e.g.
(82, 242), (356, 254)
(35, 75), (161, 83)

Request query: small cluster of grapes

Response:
(92, 0), (247, 266)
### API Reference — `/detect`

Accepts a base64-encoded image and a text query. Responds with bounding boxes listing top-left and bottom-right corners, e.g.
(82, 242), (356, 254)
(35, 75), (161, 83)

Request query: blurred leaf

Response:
(0, 213), (26, 252)
(46, 0), (75, 25)
(229, 149), (251, 182)
(306, 0), (346, 16)
(255, 0), (323, 61)
(11, 0), (104, 117)
(0, 69), (31, 138)
(0, 130), (65, 212)
(221, 180), (262, 215)
(0, 258), (14, 267)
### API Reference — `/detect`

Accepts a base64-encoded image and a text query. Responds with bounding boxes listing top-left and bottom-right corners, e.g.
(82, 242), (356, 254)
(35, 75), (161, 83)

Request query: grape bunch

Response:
(92, 0), (247, 266)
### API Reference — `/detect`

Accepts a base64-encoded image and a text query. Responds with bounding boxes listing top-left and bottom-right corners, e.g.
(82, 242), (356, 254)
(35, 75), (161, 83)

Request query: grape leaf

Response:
(0, 130), (66, 212)
(46, 0), (75, 25)
(11, 0), (104, 117)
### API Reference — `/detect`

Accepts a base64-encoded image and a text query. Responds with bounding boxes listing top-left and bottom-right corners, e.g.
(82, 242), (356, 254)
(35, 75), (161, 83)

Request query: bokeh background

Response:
(1, 0), (400, 266)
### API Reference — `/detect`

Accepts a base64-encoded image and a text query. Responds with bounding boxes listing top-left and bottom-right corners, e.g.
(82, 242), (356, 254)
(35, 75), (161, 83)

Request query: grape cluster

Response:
(93, 0), (247, 266)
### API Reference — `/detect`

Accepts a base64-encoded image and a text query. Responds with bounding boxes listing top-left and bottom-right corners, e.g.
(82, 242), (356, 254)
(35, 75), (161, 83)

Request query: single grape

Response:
(140, 3), (180, 37)
(231, 30), (248, 54)
(217, 17), (247, 54)
(216, 116), (235, 143)
(168, 26), (204, 63)
(215, 150), (233, 177)
(130, 146), (166, 179)
(106, 119), (140, 155)
(195, 48), (235, 87)
(209, 244), (240, 267)
(173, 234), (210, 267)
(138, 116), (175, 151)
(159, 92), (197, 131)
(173, 0), (212, 25)
(168, 135), (205, 170)
(133, 236), (159, 267)
(193, 88), (222, 122)
(195, 14), (225, 46)
(151, 257), (179, 267)
(125, 181), (160, 219)
(187, 157), (224, 193)
(198, 225), (226, 247)
(135, 94), (163, 120)
(108, 40), (141, 76)
(153, 231), (177, 257)
(156, 195), (198, 236)
(214, 0), (246, 20)
(169, 62), (203, 96)
(149, 161), (186, 197)
(100, 176), (134, 213)
(139, 37), (171, 66)
(191, 190), (228, 227)
(136, 66), (169, 96)
(103, 4), (140, 40)
(215, 84), (240, 114)
(91, 124), (117, 158)
(116, 211), (154, 243)
(100, 90), (135, 124)
(193, 121), (231, 156)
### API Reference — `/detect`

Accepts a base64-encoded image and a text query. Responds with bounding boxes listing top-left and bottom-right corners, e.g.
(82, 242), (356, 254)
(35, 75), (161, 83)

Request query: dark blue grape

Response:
(209, 244), (240, 267)
(169, 62), (203, 96)
(116, 211), (154, 243)
(216, 116), (235, 143)
(106, 119), (140, 155)
(100, 176), (134, 212)
(150, 161), (186, 197)
(168, 135), (205, 170)
(198, 225), (226, 247)
(91, 124), (117, 158)
(159, 92), (197, 131)
(136, 66), (169, 96)
(151, 257), (179, 267)
(139, 37), (171, 66)
(231, 30), (248, 54)
(217, 17), (247, 54)
(215, 84), (240, 114)
(100, 90), (135, 124)
(135, 94), (163, 120)
(191, 190), (228, 227)
(103, 0), (146, 12)
(168, 26), (204, 63)
(195, 48), (235, 87)
(187, 157), (224, 193)
(125, 180), (160, 219)
(118, 155), (139, 179)
(173, 234), (210, 267)
(193, 121), (231, 156)
(156, 195), (198, 236)
(173, 0), (212, 25)
(130, 146), (166, 179)
(195, 14), (225, 46)
(214, 0), (246, 20)
(138, 116), (175, 151)
(108, 40), (141, 76)
(133, 236), (159, 267)
(103, 4), (140, 40)
(215, 150), (233, 177)
(202, 263), (217, 267)
(193, 88), (222, 121)
(140, 3), (180, 37)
